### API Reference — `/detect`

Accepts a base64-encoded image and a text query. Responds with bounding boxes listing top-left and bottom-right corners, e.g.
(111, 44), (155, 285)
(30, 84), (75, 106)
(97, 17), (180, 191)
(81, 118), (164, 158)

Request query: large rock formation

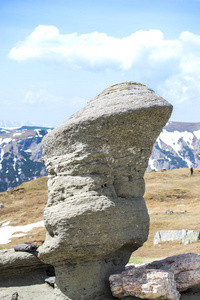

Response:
(38, 82), (172, 299)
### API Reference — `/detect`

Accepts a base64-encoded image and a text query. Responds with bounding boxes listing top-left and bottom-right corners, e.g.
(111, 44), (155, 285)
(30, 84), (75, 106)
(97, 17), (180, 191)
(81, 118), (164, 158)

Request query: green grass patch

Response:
(128, 257), (158, 265)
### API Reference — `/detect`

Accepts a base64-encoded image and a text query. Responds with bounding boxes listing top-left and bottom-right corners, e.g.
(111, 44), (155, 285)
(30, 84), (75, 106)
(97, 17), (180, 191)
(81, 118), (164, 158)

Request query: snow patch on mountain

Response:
(0, 138), (13, 145)
(0, 126), (52, 192)
(148, 122), (200, 171)
(13, 132), (22, 137)
(159, 130), (194, 152)
(194, 130), (200, 139)
(148, 158), (158, 171)
(0, 220), (44, 244)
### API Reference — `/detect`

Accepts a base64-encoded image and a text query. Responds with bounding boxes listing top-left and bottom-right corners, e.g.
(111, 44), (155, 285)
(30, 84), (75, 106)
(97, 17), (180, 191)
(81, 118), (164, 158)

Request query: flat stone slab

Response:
(0, 248), (48, 274)
(154, 230), (200, 245)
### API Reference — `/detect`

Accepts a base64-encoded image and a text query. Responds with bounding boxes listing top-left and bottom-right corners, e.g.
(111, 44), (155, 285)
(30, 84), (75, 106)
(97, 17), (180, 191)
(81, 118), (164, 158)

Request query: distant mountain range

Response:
(148, 122), (200, 171)
(0, 126), (52, 192)
(0, 122), (199, 192)
(0, 120), (37, 128)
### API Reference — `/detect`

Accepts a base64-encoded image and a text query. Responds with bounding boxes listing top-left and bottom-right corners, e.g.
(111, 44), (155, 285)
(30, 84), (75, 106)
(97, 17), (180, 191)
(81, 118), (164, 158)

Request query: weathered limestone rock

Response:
(110, 253), (200, 299)
(38, 82), (172, 300)
(154, 230), (200, 245)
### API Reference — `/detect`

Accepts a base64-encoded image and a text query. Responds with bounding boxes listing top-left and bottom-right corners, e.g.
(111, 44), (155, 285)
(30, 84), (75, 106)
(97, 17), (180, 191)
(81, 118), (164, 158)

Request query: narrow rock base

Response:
(54, 256), (132, 300)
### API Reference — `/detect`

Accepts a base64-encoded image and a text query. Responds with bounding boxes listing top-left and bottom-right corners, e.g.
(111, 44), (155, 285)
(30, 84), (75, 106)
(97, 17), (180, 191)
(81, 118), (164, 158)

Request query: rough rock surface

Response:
(154, 230), (200, 245)
(0, 248), (47, 275)
(146, 253), (200, 292)
(39, 82), (172, 300)
(110, 267), (180, 300)
(110, 253), (200, 299)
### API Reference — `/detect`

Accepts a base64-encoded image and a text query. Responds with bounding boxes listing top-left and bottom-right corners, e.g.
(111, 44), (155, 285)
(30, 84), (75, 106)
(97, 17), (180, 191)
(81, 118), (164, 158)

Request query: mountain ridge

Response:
(148, 121), (200, 171)
(165, 121), (200, 132)
(0, 126), (52, 192)
(0, 121), (199, 192)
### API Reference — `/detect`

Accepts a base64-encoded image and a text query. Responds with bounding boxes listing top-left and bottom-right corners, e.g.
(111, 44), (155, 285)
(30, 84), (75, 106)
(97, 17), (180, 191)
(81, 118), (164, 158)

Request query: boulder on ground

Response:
(146, 253), (200, 292)
(110, 267), (180, 300)
(110, 253), (200, 299)
(39, 81), (172, 300)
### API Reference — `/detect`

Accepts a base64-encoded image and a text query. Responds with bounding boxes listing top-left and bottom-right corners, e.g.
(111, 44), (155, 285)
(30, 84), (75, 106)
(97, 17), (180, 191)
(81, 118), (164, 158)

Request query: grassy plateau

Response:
(0, 168), (200, 263)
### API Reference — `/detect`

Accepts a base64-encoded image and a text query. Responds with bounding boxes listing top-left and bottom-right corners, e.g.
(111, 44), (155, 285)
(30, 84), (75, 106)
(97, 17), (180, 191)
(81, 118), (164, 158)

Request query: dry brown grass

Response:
(1, 168), (200, 259)
(0, 177), (48, 249)
(132, 168), (200, 259)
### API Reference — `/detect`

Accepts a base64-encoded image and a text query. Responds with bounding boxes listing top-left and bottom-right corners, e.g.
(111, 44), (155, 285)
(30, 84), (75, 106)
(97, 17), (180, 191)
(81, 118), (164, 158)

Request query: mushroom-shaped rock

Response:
(39, 82), (172, 300)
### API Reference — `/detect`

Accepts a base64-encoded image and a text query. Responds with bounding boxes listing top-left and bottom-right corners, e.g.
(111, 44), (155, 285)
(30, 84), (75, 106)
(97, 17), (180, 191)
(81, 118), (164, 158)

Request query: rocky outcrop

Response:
(154, 230), (200, 245)
(38, 82), (172, 299)
(110, 253), (200, 299)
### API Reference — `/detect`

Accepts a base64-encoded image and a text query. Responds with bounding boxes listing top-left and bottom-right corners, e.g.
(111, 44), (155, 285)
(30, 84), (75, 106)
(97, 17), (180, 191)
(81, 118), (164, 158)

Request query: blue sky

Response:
(1, 0), (200, 127)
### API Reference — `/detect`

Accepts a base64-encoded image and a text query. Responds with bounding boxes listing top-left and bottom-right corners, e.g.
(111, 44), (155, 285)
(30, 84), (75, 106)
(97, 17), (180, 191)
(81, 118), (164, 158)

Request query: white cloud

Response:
(9, 25), (181, 70)
(24, 89), (56, 104)
(157, 31), (200, 106)
(9, 26), (200, 106)
(23, 89), (87, 109)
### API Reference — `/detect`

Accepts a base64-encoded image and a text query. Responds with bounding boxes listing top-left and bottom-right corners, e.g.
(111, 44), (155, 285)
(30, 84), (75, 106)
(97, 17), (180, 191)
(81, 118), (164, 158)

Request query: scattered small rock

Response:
(14, 243), (38, 253)
(0, 203), (4, 209)
(166, 209), (173, 214)
(176, 210), (187, 214)
(0, 290), (18, 300)
(45, 276), (56, 287)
